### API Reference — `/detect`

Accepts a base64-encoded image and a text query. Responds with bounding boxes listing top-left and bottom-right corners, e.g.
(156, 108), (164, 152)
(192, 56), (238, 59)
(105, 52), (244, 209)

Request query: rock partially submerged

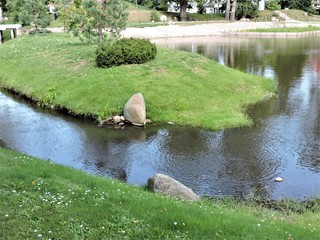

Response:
(98, 93), (148, 128)
(147, 173), (199, 202)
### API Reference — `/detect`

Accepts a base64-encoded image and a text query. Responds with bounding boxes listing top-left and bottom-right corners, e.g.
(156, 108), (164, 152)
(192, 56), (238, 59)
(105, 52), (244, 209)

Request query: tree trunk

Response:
(230, 0), (237, 21)
(180, 0), (187, 21)
(225, 0), (230, 20)
(98, 25), (103, 45)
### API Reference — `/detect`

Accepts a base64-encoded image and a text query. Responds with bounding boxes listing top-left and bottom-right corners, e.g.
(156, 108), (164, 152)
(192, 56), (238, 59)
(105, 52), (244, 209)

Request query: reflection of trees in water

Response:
(298, 80), (320, 172)
(80, 126), (150, 182)
(162, 128), (209, 155)
(157, 126), (274, 198)
(155, 36), (320, 195)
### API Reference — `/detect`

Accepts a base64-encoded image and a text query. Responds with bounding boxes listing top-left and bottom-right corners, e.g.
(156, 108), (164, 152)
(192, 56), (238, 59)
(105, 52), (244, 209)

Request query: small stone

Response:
(275, 177), (284, 182)
(112, 115), (122, 124)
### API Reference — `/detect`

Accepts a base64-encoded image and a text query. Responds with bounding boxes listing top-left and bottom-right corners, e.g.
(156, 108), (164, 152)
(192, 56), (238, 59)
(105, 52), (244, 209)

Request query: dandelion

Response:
(257, 224), (261, 227)
(38, 234), (42, 237)
(5, 214), (9, 217)
(174, 222), (178, 225)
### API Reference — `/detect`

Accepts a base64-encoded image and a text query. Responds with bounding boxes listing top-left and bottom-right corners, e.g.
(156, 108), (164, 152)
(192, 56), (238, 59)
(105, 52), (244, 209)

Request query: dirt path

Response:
(47, 21), (320, 39)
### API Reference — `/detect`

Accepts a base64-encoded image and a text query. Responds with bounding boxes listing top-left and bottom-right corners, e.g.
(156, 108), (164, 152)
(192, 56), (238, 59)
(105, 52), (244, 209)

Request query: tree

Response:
(265, 0), (281, 11)
(7, 0), (52, 33)
(279, 0), (315, 13)
(180, 0), (188, 21)
(235, 0), (258, 20)
(59, 0), (128, 45)
(196, 0), (205, 14)
(230, 0), (237, 21)
(0, 0), (7, 11)
(225, 0), (231, 20)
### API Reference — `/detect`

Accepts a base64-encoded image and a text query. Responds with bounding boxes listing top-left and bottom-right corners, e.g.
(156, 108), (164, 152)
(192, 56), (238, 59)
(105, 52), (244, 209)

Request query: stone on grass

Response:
(123, 93), (146, 126)
(147, 173), (199, 202)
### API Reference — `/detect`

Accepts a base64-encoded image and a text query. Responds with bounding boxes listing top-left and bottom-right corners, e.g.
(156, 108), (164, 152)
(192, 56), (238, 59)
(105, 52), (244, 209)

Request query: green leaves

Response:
(59, 0), (128, 45)
(8, 0), (52, 31)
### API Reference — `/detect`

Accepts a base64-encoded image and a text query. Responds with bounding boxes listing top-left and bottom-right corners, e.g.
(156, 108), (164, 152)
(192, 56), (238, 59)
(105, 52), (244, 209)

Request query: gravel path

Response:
(47, 21), (320, 39)
(121, 21), (319, 39)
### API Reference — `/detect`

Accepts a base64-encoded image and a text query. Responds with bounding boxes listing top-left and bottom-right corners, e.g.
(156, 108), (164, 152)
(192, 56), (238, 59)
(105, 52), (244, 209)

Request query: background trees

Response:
(7, 0), (52, 33)
(59, 0), (128, 45)
(225, 0), (258, 21)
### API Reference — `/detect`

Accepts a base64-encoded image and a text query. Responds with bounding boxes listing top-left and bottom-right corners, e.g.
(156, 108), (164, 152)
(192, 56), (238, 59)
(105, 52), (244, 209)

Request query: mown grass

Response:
(248, 26), (320, 32)
(0, 148), (319, 239)
(281, 9), (320, 21)
(0, 33), (275, 130)
(1, 30), (11, 42)
(253, 9), (320, 22)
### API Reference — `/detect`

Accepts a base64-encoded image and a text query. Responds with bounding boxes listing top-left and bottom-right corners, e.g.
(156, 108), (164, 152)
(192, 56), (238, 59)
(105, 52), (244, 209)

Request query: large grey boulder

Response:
(147, 173), (199, 202)
(123, 93), (146, 126)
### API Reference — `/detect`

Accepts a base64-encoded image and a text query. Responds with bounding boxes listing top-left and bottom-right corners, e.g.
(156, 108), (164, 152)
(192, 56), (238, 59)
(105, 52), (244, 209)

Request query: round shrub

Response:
(266, 0), (281, 11)
(96, 38), (157, 68)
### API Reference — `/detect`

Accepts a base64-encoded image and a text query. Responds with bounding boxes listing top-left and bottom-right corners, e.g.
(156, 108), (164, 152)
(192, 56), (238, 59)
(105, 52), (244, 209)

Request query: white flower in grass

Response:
(173, 222), (177, 225)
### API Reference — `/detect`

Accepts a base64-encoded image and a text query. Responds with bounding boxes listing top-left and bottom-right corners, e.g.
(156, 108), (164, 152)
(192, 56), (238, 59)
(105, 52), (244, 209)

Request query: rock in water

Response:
(123, 93), (146, 126)
(147, 173), (199, 202)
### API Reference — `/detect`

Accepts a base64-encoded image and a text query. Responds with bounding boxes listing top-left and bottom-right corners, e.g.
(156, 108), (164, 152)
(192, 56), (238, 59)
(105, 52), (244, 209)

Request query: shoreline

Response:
(121, 21), (320, 39)
(44, 21), (320, 39)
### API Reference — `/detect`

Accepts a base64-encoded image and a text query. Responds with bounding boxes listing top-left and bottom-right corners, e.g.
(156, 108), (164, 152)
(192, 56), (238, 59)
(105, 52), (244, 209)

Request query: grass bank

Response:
(248, 26), (320, 32)
(0, 33), (275, 130)
(254, 9), (320, 22)
(0, 148), (319, 239)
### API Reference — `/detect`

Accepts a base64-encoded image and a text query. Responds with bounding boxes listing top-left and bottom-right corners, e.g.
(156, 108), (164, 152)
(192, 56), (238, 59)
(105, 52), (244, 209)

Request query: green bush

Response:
(266, 0), (281, 11)
(236, 1), (259, 20)
(96, 38), (157, 68)
(150, 10), (160, 22)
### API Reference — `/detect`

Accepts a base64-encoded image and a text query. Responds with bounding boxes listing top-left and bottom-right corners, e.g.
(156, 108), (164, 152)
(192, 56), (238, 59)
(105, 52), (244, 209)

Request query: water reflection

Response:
(1, 36), (319, 199)
(155, 36), (320, 173)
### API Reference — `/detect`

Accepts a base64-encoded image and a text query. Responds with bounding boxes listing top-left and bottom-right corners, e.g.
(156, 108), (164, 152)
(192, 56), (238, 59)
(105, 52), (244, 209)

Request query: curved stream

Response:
(1, 36), (319, 199)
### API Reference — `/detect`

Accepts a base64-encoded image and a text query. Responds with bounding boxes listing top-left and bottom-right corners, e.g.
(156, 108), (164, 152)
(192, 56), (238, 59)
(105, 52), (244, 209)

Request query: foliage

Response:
(96, 38), (157, 68)
(236, 0), (259, 19)
(196, 0), (206, 14)
(59, 0), (128, 45)
(137, 0), (167, 11)
(265, 0), (281, 11)
(279, 0), (316, 14)
(150, 10), (160, 21)
(7, 0), (52, 32)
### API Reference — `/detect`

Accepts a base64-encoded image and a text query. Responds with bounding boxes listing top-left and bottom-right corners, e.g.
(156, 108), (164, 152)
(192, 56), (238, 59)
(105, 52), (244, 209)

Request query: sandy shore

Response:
(121, 21), (320, 39)
(46, 21), (320, 39)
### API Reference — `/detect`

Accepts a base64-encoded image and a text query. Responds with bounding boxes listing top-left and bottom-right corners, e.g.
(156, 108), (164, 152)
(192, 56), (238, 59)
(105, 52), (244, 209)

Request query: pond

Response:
(0, 35), (319, 199)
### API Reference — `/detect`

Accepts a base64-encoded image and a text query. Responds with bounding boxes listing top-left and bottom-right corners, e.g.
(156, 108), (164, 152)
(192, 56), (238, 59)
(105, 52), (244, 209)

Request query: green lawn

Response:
(1, 148), (319, 239)
(248, 26), (320, 32)
(0, 33), (275, 130)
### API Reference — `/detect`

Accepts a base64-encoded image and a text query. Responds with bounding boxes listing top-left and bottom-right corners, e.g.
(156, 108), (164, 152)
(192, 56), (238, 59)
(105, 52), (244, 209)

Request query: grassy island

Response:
(1, 148), (319, 239)
(0, 33), (275, 130)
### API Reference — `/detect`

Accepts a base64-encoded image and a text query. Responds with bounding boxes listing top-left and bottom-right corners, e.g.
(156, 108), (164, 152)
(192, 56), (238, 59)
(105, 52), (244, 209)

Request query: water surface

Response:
(1, 36), (319, 199)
